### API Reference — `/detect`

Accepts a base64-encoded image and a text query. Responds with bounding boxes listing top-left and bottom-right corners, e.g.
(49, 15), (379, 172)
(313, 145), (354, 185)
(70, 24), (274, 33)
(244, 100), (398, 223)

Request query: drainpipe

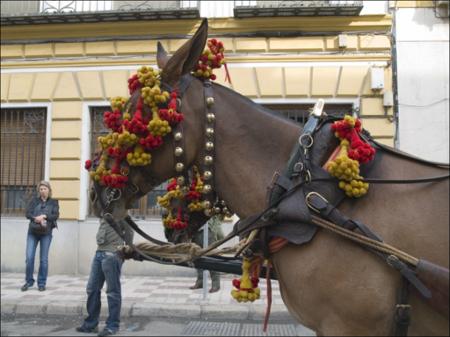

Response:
(389, 3), (400, 149)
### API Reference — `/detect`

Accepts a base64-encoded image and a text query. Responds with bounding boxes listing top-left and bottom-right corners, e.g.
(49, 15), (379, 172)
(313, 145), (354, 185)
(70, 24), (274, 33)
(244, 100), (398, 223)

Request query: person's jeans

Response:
(25, 231), (53, 287)
(82, 251), (123, 332)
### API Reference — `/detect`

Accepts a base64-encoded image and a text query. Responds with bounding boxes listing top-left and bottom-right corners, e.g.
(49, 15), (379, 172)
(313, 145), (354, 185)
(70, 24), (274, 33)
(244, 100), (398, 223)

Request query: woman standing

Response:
(21, 181), (59, 291)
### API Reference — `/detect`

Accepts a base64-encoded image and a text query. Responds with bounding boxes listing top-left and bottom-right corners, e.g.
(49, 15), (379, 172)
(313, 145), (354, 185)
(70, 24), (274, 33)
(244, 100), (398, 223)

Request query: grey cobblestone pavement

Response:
(1, 272), (317, 336)
(1, 272), (288, 320)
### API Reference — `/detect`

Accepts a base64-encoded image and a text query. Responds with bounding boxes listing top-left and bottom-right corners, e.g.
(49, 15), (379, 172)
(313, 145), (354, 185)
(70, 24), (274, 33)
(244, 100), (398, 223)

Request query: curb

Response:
(2, 301), (290, 321)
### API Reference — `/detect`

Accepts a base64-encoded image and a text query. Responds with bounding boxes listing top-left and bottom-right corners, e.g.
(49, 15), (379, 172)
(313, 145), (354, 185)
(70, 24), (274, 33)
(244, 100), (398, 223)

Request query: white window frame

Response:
(80, 101), (109, 220)
(0, 102), (52, 182)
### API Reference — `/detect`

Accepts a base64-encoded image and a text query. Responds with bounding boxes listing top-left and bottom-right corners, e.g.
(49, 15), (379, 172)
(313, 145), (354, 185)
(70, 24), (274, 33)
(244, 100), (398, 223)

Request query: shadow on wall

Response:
(411, 5), (449, 31)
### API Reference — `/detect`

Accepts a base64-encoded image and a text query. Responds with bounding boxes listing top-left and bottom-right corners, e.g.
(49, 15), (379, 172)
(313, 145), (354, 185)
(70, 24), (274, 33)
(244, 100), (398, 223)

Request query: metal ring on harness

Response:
(105, 187), (122, 203)
(299, 133), (314, 149)
(293, 162), (304, 174)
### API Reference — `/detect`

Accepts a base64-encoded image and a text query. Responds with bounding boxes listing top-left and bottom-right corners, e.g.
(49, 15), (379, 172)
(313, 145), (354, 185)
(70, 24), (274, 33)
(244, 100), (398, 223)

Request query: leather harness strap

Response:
(394, 278), (411, 337)
(306, 193), (431, 299)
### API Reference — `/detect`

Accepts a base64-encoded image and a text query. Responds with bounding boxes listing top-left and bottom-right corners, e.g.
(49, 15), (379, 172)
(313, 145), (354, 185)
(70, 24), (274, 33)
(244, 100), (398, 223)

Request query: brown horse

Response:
(90, 20), (449, 335)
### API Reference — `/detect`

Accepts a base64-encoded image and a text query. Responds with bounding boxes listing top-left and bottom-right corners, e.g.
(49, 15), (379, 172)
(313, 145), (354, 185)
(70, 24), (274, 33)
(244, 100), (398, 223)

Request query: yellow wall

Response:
(1, 34), (391, 65)
(392, 1), (435, 8)
(1, 16), (393, 219)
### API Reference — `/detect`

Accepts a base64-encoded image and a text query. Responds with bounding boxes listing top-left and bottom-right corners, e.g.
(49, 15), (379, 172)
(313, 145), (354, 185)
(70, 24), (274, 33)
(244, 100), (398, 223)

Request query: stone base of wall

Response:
(0, 217), (239, 277)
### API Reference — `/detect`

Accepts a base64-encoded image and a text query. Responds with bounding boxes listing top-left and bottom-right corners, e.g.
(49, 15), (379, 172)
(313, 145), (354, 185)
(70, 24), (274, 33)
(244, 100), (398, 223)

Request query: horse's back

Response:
(273, 149), (449, 335)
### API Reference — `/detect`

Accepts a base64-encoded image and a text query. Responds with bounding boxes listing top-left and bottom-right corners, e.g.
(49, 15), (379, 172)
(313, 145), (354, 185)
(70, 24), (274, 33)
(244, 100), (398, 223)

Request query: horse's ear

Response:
(156, 42), (169, 69)
(161, 19), (208, 86)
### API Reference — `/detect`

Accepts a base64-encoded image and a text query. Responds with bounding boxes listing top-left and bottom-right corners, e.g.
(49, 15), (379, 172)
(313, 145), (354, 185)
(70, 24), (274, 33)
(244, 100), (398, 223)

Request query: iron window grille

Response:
(1, 108), (47, 216)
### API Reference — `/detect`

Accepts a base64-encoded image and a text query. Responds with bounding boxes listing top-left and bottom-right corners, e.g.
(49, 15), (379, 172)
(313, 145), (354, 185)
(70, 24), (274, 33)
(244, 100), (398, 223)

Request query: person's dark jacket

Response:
(26, 197), (59, 235)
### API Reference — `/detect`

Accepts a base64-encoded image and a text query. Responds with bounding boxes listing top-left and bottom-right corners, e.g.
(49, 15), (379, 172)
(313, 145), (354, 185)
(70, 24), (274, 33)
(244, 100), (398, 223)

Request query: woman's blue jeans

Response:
(82, 251), (123, 333)
(25, 231), (53, 287)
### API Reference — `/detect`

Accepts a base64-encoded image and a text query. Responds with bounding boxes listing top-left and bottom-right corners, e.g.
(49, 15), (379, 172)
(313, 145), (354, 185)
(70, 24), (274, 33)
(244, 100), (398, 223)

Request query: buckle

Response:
(387, 254), (400, 268)
(395, 304), (411, 324)
(305, 192), (329, 213)
(305, 170), (312, 183)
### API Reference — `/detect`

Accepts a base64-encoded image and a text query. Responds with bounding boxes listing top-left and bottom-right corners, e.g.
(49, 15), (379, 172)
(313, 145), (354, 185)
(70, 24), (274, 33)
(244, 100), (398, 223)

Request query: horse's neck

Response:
(212, 86), (301, 217)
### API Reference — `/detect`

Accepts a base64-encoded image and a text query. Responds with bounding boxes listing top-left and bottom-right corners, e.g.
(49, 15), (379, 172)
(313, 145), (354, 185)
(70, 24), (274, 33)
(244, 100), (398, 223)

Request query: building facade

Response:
(0, 0), (411, 275)
(393, 0), (449, 162)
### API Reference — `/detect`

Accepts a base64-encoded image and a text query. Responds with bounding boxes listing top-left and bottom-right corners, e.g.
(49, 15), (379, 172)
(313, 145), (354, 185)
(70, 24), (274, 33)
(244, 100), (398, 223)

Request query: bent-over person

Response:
(190, 215), (225, 293)
(76, 217), (133, 337)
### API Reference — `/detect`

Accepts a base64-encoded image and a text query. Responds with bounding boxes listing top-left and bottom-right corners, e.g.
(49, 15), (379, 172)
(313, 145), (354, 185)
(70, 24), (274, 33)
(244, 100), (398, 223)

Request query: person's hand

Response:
(34, 215), (45, 223)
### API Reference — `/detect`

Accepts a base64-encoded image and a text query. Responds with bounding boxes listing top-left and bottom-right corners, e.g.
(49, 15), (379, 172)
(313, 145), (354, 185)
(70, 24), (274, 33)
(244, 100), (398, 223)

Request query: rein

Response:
(96, 86), (449, 265)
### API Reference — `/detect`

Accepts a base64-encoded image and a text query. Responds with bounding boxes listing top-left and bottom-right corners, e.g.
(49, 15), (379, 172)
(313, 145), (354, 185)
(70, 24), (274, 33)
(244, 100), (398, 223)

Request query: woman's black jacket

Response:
(25, 197), (60, 234)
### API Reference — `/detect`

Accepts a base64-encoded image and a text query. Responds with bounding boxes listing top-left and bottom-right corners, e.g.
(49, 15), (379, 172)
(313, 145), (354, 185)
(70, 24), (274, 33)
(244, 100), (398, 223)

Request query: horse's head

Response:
(89, 19), (211, 224)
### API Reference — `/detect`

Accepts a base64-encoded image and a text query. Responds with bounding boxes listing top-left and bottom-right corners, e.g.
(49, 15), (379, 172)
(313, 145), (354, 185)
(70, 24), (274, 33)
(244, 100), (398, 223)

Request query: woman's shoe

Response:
(76, 325), (98, 333)
(21, 283), (31, 291)
(38, 286), (46, 291)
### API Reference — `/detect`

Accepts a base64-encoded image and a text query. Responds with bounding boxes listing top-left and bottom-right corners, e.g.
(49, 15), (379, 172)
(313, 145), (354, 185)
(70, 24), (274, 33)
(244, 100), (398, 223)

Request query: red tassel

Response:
(224, 63), (232, 85)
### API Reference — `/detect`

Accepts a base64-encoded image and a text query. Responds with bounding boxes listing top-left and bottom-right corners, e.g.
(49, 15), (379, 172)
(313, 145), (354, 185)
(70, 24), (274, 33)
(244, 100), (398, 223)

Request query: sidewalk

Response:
(1, 273), (290, 321)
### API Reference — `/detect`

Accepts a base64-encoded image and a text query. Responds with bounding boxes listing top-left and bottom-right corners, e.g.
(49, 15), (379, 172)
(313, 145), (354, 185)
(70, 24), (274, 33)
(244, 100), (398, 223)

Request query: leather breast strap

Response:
(306, 192), (431, 298)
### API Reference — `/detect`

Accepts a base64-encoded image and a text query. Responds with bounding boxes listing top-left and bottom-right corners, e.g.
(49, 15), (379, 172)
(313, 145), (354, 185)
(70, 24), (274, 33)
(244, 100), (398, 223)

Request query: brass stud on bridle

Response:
(204, 156), (213, 165)
(203, 170), (213, 180)
(174, 147), (183, 157)
(177, 176), (185, 186)
(174, 132), (183, 141)
(175, 162), (184, 172)
(206, 128), (214, 138)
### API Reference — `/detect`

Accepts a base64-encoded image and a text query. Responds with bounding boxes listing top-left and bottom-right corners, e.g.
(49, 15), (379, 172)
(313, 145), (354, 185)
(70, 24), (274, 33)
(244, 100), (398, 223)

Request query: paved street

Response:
(1, 314), (315, 336)
(1, 273), (316, 336)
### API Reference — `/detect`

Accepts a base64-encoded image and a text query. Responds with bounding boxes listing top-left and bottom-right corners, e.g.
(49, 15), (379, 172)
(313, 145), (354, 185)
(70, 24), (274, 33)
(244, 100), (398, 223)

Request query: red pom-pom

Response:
(167, 178), (178, 191)
(85, 160), (92, 170)
(140, 134), (163, 151)
(186, 191), (201, 200)
(347, 131), (376, 164)
(128, 74), (141, 94)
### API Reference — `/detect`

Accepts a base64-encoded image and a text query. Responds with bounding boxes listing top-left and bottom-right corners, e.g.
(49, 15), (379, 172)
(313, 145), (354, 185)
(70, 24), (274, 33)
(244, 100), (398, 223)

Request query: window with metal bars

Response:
(1, 108), (47, 216)
(262, 103), (353, 124)
(88, 103), (353, 219)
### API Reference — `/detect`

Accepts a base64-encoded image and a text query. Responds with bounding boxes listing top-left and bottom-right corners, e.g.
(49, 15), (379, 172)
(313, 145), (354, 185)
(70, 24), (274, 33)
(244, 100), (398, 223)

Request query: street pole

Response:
(202, 222), (208, 300)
